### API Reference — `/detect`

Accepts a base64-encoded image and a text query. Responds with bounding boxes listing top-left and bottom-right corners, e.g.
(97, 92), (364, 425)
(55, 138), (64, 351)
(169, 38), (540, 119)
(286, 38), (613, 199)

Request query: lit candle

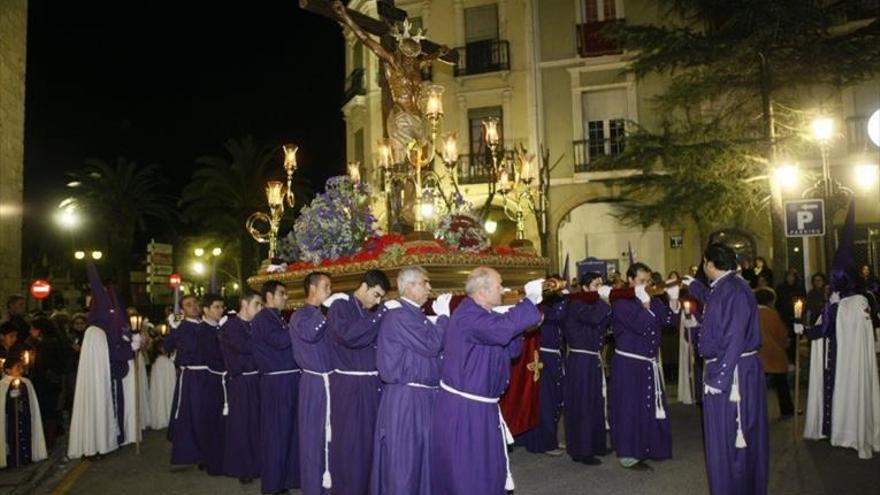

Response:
(377, 141), (392, 168)
(683, 300), (692, 316)
(347, 161), (362, 183)
(424, 84), (445, 119)
(498, 169), (512, 192)
(793, 299), (804, 320)
(266, 181), (284, 207)
(482, 118), (500, 147)
(282, 144), (298, 172)
(441, 133), (458, 164)
(22, 351), (29, 367)
(12, 378), (20, 390)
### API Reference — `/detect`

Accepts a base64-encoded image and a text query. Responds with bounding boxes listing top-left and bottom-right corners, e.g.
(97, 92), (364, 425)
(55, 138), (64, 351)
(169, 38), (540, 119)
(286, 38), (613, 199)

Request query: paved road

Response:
(34, 402), (880, 494)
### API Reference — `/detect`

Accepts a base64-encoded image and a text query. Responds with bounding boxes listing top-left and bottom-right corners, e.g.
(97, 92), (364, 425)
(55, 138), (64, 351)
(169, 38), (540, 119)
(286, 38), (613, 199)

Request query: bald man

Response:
(431, 267), (544, 494)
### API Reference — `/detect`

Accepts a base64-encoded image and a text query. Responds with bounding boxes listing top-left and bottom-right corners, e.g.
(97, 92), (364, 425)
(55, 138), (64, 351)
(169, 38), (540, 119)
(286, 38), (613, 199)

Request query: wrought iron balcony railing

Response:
(453, 40), (510, 77)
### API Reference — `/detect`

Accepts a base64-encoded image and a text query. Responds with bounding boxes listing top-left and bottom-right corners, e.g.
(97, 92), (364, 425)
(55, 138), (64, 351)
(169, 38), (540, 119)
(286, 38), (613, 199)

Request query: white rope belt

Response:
(302, 369), (334, 489)
(704, 350), (758, 449)
(440, 380), (515, 491)
(539, 347), (562, 355)
(405, 382), (439, 389)
(174, 366), (228, 418)
(333, 369), (379, 376)
(570, 348), (609, 428)
(238, 370), (260, 377)
(265, 368), (302, 376)
(615, 350), (667, 420)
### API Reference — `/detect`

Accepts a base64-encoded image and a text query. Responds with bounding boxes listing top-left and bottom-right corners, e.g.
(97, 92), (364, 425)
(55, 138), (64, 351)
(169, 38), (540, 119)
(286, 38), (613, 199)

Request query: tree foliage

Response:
(179, 136), (314, 281)
(601, 0), (880, 249)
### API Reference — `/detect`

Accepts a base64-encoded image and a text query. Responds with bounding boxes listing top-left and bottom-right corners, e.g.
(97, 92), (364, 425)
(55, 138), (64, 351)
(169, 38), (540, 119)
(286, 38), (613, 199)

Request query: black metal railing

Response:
(457, 153), (496, 184)
(573, 138), (624, 172)
(576, 19), (624, 58)
(343, 68), (366, 104)
(454, 40), (510, 77)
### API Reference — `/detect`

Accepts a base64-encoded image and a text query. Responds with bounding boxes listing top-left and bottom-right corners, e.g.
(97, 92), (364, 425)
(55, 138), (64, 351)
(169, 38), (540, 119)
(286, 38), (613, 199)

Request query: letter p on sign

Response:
(796, 210), (814, 230)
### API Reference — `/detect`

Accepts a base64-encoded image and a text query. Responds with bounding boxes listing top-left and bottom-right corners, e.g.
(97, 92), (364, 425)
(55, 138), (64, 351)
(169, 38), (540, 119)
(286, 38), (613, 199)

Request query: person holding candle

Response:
(68, 263), (121, 460)
(685, 243), (768, 495)
(0, 323), (24, 367)
(795, 201), (880, 459)
(252, 280), (301, 494)
(324, 269), (392, 495)
(0, 358), (47, 468)
(219, 290), (263, 483)
(562, 272), (612, 465)
(609, 262), (680, 471)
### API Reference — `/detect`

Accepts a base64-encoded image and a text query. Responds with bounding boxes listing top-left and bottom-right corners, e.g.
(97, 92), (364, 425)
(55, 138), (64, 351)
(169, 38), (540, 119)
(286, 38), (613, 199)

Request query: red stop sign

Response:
(30, 279), (52, 300)
(169, 273), (182, 288)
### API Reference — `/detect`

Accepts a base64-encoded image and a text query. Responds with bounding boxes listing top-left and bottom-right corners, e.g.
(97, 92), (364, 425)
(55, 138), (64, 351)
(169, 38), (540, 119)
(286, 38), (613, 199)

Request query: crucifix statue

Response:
(301, 0), (457, 233)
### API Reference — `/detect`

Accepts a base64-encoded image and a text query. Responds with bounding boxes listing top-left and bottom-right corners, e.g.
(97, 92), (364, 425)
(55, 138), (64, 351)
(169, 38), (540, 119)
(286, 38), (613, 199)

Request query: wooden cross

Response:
(526, 350), (544, 382)
(300, 0), (458, 64)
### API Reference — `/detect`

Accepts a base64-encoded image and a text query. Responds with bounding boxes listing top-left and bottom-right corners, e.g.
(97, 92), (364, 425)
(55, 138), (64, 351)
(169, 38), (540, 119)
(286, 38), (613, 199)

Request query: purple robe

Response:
(164, 318), (205, 465)
(289, 305), (333, 495)
(803, 303), (839, 437)
(328, 295), (390, 495)
(371, 299), (447, 495)
(431, 298), (542, 495)
(252, 307), (301, 493)
(107, 319), (133, 445)
(219, 315), (261, 479)
(691, 274), (768, 495)
(195, 320), (227, 476)
(517, 299), (567, 452)
(609, 297), (676, 461)
(563, 297), (611, 458)
(5, 381), (33, 467)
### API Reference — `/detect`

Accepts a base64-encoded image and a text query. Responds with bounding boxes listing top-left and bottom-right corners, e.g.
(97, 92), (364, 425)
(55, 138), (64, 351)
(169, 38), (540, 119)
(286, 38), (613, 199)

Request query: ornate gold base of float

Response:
(248, 251), (549, 309)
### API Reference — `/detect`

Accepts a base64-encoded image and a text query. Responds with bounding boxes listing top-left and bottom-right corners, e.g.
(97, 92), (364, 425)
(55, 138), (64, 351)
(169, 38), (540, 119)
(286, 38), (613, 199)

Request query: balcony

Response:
(576, 19), (624, 58)
(573, 138), (624, 173)
(343, 68), (366, 104)
(454, 40), (510, 77)
(457, 153), (500, 184)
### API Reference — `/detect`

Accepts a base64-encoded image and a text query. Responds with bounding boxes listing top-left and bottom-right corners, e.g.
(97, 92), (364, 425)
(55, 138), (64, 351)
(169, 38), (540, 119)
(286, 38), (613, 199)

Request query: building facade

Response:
(0, 0), (28, 301)
(340, 0), (880, 278)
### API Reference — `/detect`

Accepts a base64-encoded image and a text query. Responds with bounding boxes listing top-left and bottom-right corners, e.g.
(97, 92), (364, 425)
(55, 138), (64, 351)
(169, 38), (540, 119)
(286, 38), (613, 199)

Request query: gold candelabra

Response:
(246, 144), (299, 260)
(375, 84), (462, 239)
(496, 144), (539, 247)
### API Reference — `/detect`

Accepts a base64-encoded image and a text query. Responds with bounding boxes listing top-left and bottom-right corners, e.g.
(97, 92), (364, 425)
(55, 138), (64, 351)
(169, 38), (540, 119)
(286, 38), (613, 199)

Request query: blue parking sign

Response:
(784, 199), (825, 237)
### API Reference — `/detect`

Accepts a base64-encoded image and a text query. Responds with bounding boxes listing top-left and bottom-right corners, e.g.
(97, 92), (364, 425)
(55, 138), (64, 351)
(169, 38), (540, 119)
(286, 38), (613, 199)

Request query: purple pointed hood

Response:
(86, 262), (116, 331)
(830, 199), (857, 296)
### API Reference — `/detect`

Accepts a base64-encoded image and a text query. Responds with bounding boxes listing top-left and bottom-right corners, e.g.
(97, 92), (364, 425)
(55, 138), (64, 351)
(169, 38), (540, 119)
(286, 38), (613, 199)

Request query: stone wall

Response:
(0, 0), (28, 303)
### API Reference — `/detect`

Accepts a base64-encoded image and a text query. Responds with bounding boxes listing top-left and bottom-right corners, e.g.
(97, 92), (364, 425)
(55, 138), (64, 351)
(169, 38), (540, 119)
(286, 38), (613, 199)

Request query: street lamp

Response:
(193, 246), (223, 292)
(211, 247), (222, 257)
(773, 164), (800, 191)
(854, 164), (879, 191)
(191, 261), (206, 276)
(74, 251), (86, 260)
(194, 247), (205, 257)
(91, 251), (103, 260)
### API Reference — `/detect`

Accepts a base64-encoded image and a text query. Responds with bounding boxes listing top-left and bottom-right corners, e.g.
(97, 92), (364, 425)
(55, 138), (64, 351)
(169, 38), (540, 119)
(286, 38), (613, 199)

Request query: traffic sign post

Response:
(784, 199), (825, 237)
(29, 280), (51, 300)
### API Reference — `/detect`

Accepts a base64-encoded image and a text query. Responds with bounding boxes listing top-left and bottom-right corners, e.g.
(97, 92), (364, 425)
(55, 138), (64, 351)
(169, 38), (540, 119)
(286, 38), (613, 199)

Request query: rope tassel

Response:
(731, 365), (747, 449)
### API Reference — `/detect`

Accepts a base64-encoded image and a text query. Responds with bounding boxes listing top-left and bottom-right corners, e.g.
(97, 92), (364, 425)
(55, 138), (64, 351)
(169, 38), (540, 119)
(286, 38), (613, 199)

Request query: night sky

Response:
(23, 0), (347, 258)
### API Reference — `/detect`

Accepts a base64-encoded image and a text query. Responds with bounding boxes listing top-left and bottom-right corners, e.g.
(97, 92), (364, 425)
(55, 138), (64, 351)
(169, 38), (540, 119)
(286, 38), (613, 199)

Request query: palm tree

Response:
(68, 157), (176, 300)
(180, 136), (314, 283)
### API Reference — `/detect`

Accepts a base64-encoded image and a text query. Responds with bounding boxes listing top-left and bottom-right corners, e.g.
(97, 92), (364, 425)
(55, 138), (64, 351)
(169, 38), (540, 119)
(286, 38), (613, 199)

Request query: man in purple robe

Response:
(106, 293), (135, 447)
(164, 294), (205, 466)
(609, 262), (680, 470)
(563, 272), (612, 465)
(371, 266), (450, 495)
(431, 267), (544, 494)
(289, 272), (333, 495)
(220, 290), (263, 483)
(686, 243), (768, 494)
(516, 293), (567, 455)
(252, 281), (300, 494)
(192, 294), (228, 476)
(325, 269), (391, 495)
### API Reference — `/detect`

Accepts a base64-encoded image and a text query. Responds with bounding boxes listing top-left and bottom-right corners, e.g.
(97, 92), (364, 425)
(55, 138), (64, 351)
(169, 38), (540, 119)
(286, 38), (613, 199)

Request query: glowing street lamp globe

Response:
(868, 109), (880, 147)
